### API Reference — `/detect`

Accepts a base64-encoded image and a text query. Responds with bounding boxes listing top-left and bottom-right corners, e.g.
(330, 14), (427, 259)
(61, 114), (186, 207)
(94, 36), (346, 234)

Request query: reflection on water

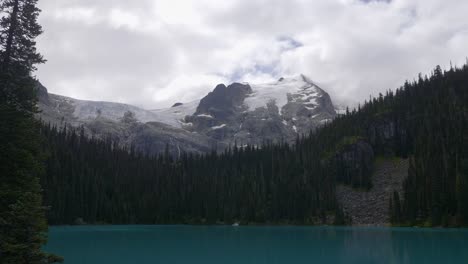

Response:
(45, 226), (468, 264)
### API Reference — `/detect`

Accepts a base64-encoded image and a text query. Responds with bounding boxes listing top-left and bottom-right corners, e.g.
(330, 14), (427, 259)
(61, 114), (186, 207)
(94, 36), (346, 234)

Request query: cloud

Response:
(36, 0), (468, 108)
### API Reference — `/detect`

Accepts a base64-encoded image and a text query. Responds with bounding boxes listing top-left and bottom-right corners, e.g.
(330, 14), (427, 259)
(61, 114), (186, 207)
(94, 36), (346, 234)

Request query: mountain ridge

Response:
(37, 74), (337, 154)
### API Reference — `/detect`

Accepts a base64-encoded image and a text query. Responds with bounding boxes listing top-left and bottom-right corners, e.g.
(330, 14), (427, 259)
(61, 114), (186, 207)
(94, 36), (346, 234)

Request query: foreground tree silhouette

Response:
(0, 0), (61, 262)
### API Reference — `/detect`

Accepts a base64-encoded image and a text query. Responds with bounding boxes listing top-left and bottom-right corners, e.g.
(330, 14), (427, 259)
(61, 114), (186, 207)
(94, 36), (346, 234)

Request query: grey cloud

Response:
(36, 0), (468, 109)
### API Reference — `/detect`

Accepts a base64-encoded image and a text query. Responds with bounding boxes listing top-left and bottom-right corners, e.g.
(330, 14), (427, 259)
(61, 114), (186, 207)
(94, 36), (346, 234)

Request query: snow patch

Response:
(244, 75), (320, 114)
(197, 114), (214, 118)
(151, 100), (200, 128)
(211, 124), (226, 130)
(50, 94), (162, 123)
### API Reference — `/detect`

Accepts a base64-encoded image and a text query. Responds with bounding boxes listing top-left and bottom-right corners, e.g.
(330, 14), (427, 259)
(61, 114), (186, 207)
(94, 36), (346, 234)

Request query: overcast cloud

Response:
(36, 0), (468, 109)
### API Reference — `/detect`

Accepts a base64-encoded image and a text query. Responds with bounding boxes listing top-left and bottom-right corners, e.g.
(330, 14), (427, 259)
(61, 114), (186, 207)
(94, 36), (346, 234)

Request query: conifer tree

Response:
(0, 0), (60, 263)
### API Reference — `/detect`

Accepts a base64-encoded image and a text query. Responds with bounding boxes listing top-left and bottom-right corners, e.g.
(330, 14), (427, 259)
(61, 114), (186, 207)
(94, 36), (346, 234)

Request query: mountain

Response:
(37, 74), (336, 154)
(183, 75), (336, 146)
(36, 83), (217, 156)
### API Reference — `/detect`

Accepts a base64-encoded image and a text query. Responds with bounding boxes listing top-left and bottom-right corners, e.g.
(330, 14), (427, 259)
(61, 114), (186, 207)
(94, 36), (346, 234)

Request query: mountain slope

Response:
(185, 75), (336, 146)
(150, 100), (200, 128)
(37, 74), (337, 154)
(36, 84), (216, 156)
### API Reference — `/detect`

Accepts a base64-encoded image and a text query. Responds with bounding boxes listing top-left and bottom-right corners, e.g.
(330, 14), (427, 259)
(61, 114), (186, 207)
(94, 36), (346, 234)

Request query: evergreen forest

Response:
(40, 64), (468, 227)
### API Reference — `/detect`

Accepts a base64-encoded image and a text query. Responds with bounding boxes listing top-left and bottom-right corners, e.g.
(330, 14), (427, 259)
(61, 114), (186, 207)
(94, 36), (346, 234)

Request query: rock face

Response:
(185, 83), (253, 142)
(367, 118), (409, 156)
(37, 74), (337, 155)
(184, 75), (337, 146)
(336, 158), (409, 226)
(196, 83), (252, 116)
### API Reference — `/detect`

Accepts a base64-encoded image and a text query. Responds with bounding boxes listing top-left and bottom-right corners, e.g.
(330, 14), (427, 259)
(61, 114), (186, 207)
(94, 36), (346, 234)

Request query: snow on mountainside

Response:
(152, 74), (334, 130)
(36, 85), (216, 156)
(37, 74), (337, 154)
(245, 74), (323, 114)
(150, 100), (199, 128)
(52, 95), (161, 123)
(184, 74), (337, 146)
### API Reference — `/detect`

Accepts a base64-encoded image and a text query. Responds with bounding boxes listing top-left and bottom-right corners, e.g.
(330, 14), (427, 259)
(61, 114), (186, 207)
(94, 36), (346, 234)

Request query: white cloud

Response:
(36, 0), (468, 108)
(53, 7), (98, 24)
(152, 73), (229, 105)
(109, 9), (141, 30)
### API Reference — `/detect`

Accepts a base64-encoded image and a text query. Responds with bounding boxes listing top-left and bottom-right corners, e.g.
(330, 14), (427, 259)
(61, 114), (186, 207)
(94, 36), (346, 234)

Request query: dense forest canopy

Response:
(41, 64), (468, 227)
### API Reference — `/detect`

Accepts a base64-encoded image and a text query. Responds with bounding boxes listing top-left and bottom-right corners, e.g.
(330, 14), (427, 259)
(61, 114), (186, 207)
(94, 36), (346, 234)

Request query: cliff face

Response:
(184, 75), (337, 147)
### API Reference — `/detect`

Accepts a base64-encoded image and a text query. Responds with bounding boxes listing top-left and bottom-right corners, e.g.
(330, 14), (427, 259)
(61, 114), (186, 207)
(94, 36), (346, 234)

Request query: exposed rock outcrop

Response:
(184, 75), (337, 146)
(336, 158), (409, 226)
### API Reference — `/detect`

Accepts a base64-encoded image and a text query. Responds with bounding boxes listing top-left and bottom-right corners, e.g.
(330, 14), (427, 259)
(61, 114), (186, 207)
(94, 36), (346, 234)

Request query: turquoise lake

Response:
(45, 225), (468, 264)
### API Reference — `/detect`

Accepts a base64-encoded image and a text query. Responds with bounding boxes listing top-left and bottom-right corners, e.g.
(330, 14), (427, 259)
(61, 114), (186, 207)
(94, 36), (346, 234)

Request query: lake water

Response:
(45, 225), (468, 264)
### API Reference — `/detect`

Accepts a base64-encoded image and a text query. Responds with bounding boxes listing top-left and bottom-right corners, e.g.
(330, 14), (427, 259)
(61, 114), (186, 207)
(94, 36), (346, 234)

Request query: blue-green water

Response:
(45, 225), (468, 264)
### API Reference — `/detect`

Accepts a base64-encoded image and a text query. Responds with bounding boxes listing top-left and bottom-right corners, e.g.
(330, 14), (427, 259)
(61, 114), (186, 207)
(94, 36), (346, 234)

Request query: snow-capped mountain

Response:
(183, 74), (336, 146)
(37, 74), (337, 154)
(37, 84), (216, 156)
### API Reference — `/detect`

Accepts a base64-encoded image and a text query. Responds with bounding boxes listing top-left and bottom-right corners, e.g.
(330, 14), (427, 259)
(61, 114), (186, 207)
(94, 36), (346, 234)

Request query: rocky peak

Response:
(35, 81), (50, 105)
(183, 75), (337, 145)
(195, 82), (252, 120)
(172, 102), (183, 108)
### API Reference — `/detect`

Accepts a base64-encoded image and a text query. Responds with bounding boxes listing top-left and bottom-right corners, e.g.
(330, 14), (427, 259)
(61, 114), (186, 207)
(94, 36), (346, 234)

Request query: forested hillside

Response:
(41, 125), (337, 224)
(40, 64), (468, 227)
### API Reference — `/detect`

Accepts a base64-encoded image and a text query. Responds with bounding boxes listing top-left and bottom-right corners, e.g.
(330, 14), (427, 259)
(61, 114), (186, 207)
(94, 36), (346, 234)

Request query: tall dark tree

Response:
(1, 0), (45, 72)
(0, 0), (60, 263)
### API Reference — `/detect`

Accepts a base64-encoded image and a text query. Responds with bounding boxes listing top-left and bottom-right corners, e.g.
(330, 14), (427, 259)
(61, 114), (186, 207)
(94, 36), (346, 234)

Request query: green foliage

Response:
(0, 0), (45, 73)
(0, 0), (60, 262)
(0, 75), (59, 263)
(333, 206), (350, 225)
(390, 191), (402, 223)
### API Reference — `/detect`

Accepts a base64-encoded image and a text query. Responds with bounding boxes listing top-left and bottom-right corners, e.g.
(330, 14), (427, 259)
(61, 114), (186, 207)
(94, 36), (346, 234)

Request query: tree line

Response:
(41, 125), (338, 225)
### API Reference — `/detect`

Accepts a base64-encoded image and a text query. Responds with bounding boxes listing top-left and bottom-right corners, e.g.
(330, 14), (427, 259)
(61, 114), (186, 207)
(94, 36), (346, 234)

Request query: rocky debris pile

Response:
(336, 158), (409, 226)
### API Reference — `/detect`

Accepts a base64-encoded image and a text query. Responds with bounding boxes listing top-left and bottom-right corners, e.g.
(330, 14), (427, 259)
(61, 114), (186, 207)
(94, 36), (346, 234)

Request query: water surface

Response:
(45, 225), (468, 264)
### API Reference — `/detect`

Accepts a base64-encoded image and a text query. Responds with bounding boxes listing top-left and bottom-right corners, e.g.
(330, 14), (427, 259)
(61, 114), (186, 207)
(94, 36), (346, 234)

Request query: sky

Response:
(36, 0), (468, 109)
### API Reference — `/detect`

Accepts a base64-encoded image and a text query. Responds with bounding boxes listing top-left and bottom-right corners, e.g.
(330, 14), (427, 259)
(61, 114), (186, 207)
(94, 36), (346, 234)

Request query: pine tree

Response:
(0, 0), (60, 263)
(392, 191), (402, 224)
(1, 0), (45, 72)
